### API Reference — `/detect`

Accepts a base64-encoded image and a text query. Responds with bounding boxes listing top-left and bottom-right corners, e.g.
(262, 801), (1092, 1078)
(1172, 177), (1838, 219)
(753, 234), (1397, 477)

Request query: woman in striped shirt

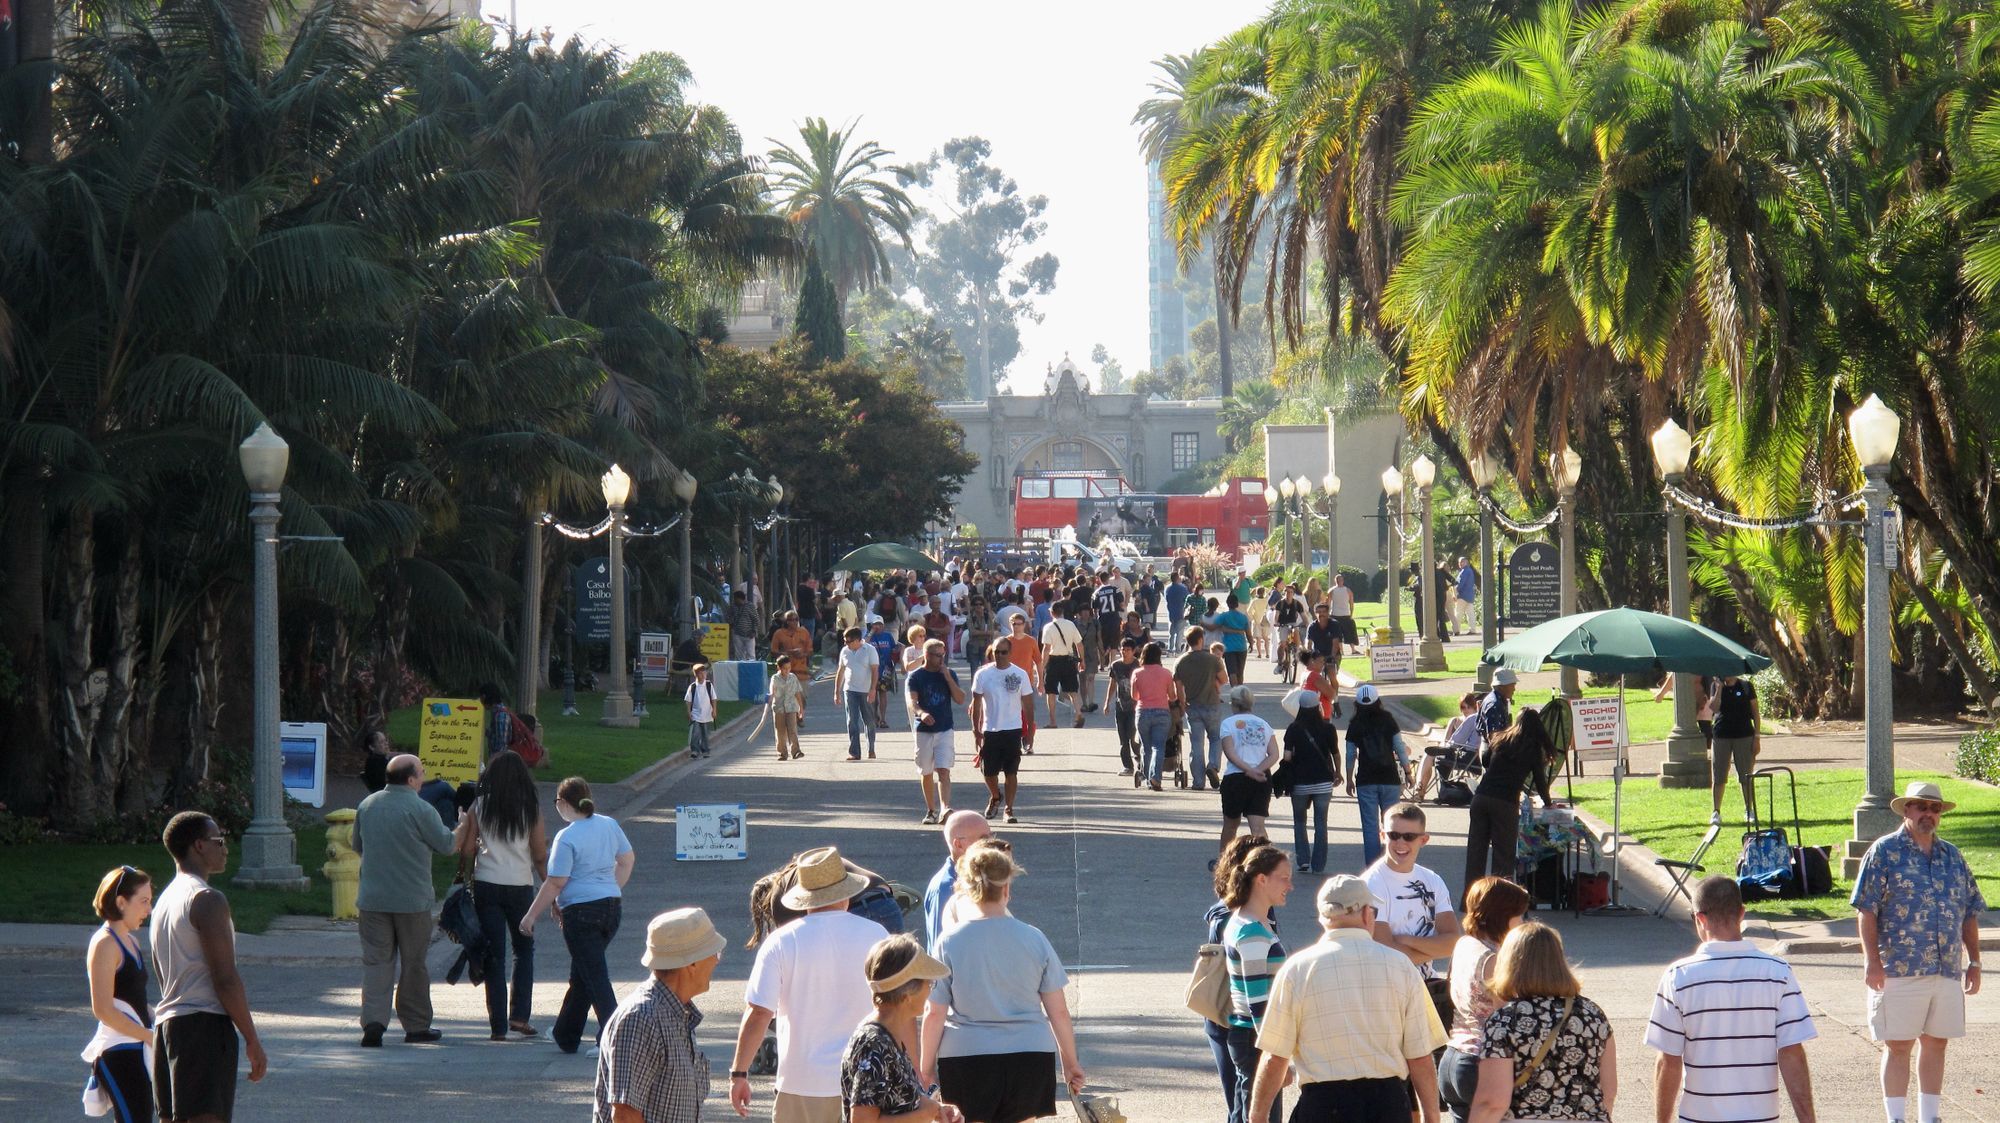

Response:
(1223, 845), (1293, 1123)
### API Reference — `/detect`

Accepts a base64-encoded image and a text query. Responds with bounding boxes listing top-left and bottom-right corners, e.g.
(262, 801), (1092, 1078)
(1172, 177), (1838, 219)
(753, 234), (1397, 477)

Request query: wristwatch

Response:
(730, 1071), (750, 1080)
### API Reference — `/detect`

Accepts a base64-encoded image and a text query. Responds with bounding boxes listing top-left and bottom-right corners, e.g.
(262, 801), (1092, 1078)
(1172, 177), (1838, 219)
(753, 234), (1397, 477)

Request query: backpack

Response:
(507, 715), (546, 768)
(1351, 713), (1400, 772)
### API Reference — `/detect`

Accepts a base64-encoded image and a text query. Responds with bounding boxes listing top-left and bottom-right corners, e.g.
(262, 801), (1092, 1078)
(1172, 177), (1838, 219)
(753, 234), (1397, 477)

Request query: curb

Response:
(615, 702), (764, 804)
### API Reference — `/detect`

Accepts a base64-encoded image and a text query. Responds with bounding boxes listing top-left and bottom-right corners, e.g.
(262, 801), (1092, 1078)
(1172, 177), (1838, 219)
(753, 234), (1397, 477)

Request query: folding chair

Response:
(1653, 820), (1723, 917)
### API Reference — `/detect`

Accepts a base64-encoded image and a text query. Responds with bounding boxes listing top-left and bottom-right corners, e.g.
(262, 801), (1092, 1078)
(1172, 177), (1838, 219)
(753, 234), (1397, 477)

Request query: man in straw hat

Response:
(728, 847), (883, 1123)
(1248, 875), (1445, 1123)
(1852, 781), (1987, 1123)
(595, 908), (728, 1123)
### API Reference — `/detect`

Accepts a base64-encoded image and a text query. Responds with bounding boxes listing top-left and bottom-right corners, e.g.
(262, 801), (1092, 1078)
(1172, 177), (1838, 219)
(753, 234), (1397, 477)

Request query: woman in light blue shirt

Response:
(521, 777), (633, 1054)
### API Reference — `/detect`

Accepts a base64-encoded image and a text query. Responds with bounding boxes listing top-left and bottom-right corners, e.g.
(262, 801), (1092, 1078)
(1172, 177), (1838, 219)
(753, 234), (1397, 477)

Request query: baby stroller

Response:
(1137, 698), (1191, 789)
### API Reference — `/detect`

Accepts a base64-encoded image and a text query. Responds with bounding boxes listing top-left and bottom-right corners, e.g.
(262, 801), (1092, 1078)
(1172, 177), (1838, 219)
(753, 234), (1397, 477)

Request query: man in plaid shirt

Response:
(596, 909), (728, 1123)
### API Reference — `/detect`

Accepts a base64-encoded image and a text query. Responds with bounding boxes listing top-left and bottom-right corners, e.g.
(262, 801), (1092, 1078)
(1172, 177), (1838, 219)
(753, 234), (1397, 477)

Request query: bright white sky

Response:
(487, 0), (1270, 392)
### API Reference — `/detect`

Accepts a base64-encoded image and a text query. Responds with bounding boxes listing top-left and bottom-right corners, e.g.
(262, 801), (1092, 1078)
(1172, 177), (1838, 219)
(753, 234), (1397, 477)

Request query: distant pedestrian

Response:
(1038, 601), (1087, 729)
(1279, 687), (1340, 874)
(1344, 686), (1414, 867)
(1326, 574), (1357, 655)
(1213, 595), (1252, 685)
(152, 812), (268, 1121)
(1476, 670), (1516, 750)
(1305, 605), (1341, 673)
(835, 626), (880, 762)
(869, 616), (900, 730)
(1438, 877), (1531, 1123)
(1165, 574), (1191, 650)
(772, 611), (814, 671)
(1247, 875), (1446, 1123)
(1174, 627), (1227, 791)
(906, 639), (968, 825)
(923, 811), (994, 950)
(594, 908), (727, 1123)
(1462, 709), (1557, 907)
(731, 590), (760, 661)
(84, 865), (154, 1123)
(1853, 781), (1985, 1123)
(1708, 672), (1761, 826)
(1134, 641), (1182, 791)
(360, 727), (394, 793)
(770, 654), (807, 762)
(1218, 685), (1280, 853)
(1104, 638), (1141, 777)
(1466, 922), (1616, 1123)
(1453, 557), (1478, 636)
(842, 935), (965, 1123)
(353, 753), (457, 1046)
(455, 749), (548, 1041)
(685, 664), (718, 760)
(969, 635), (1034, 824)
(522, 777), (635, 1055)
(1004, 613), (1042, 754)
(1647, 876), (1817, 1123)
(728, 846), (883, 1123)
(481, 682), (515, 761)
(1222, 846), (1294, 1123)
(920, 841), (1087, 1123)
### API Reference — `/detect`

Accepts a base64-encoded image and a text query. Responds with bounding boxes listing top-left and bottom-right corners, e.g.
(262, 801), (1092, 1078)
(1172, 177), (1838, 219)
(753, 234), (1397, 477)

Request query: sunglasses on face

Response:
(1383, 831), (1425, 843)
(1908, 801), (1946, 814)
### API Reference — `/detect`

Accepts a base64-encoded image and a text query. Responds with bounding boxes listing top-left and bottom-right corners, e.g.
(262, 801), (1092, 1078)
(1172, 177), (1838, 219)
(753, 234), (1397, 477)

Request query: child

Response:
(1103, 638), (1140, 775)
(769, 654), (806, 761)
(685, 663), (717, 759)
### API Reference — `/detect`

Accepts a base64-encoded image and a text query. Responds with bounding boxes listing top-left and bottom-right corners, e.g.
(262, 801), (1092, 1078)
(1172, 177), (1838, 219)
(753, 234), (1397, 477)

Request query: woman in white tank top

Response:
(453, 750), (548, 1040)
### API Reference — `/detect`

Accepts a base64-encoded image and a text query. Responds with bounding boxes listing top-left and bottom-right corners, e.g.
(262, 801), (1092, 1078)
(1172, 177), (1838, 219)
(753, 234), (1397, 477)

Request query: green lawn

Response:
(1396, 682), (1743, 748)
(0, 824), (455, 934)
(385, 690), (754, 784)
(1569, 769), (2000, 921)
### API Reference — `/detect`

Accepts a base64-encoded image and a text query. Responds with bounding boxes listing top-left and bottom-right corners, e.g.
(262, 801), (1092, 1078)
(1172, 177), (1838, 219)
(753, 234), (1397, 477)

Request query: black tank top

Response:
(104, 927), (153, 1028)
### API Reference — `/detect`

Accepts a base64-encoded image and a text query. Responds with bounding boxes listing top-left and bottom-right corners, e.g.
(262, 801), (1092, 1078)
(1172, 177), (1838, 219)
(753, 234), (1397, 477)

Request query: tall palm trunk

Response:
(1212, 247), (1233, 398)
(219, 0), (268, 60)
(517, 511), (543, 716)
(0, 477), (53, 812)
(15, 0), (55, 163)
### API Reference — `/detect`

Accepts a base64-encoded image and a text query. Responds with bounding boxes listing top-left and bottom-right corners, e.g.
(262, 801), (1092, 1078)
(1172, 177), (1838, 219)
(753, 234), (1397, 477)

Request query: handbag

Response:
(1513, 995), (1576, 1091)
(1269, 759), (1294, 797)
(1185, 943), (1231, 1026)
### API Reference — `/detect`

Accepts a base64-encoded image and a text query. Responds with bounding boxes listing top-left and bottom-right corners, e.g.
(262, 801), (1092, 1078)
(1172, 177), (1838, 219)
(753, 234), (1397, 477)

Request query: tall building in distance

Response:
(1146, 160), (1189, 372)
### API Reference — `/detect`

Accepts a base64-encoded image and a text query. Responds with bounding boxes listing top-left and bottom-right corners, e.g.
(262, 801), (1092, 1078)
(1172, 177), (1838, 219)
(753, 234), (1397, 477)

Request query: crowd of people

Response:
(76, 549), (1989, 1123)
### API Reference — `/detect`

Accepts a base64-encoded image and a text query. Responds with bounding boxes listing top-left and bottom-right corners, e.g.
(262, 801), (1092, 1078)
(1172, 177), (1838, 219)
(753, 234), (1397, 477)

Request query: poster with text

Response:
(1569, 695), (1627, 762)
(1368, 642), (1417, 682)
(419, 698), (484, 784)
(676, 803), (748, 861)
(699, 623), (732, 664)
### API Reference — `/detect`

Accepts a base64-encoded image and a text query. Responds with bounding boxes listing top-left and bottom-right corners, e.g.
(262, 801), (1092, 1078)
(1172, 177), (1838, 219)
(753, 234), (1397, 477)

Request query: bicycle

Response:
(1273, 627), (1302, 685)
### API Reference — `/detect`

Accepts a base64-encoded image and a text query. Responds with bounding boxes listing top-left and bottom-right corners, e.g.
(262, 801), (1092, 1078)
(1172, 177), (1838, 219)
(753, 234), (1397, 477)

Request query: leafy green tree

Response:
(766, 117), (918, 309)
(1088, 343), (1127, 393)
(795, 247), (846, 363)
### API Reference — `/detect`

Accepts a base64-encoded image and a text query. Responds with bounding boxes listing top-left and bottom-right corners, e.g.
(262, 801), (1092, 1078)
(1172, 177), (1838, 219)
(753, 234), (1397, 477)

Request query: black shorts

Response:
(1221, 772), (1272, 819)
(1223, 650), (1248, 682)
(1335, 616), (1358, 645)
(156, 1012), (237, 1122)
(92, 1041), (153, 1123)
(978, 729), (1023, 776)
(938, 1051), (1057, 1123)
(1044, 655), (1079, 693)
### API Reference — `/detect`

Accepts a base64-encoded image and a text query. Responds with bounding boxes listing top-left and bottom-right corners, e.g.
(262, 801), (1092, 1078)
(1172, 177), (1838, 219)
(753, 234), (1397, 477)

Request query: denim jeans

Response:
(850, 887), (904, 934)
(1168, 613), (1185, 650)
(552, 896), (621, 1052)
(472, 880), (535, 1036)
(1225, 1025), (1281, 1123)
(844, 690), (875, 759)
(1355, 783), (1403, 867)
(1438, 1046), (1480, 1123)
(1114, 705), (1137, 768)
(1206, 1019), (1236, 1122)
(1185, 703), (1223, 787)
(1138, 709), (1172, 783)
(1290, 791), (1331, 873)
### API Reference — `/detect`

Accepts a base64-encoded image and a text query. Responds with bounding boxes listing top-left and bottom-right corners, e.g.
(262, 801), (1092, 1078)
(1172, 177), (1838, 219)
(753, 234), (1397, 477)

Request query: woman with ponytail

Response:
(521, 776), (634, 1055)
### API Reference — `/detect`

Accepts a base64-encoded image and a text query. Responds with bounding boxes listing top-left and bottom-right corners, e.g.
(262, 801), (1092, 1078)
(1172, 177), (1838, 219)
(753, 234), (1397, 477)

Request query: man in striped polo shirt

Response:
(1646, 876), (1818, 1123)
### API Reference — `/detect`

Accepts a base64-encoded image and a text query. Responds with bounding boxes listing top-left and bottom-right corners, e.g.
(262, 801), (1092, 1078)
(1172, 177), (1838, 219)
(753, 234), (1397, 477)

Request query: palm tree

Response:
(766, 117), (918, 310)
(1134, 52), (1237, 396)
(1216, 380), (1283, 450)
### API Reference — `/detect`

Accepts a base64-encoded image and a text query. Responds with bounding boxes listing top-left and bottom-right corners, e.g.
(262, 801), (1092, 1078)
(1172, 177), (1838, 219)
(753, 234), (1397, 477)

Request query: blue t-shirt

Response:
(1165, 583), (1190, 616)
(548, 813), (632, 907)
(867, 630), (898, 681)
(906, 667), (959, 732)
(1215, 610), (1251, 653)
(1456, 565), (1478, 601)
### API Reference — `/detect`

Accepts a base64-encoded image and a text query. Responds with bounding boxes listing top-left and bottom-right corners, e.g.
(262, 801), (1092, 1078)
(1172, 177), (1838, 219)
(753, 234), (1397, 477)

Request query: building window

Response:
(1172, 432), (1199, 471)
(1053, 441), (1085, 471)
(1020, 479), (1051, 499)
(1053, 477), (1087, 499)
(1168, 527), (1201, 549)
(1201, 528), (1218, 545)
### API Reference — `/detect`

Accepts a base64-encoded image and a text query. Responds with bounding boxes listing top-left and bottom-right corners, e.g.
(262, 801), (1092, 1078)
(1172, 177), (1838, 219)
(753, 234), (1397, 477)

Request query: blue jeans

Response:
(552, 896), (620, 1052)
(1439, 1046), (1480, 1123)
(1206, 1019), (1235, 1122)
(851, 887), (904, 933)
(1356, 784), (1402, 867)
(473, 880), (535, 1036)
(1138, 709), (1172, 783)
(1226, 1025), (1281, 1123)
(1290, 791), (1331, 873)
(1185, 703), (1223, 788)
(1168, 612), (1185, 650)
(844, 690), (875, 759)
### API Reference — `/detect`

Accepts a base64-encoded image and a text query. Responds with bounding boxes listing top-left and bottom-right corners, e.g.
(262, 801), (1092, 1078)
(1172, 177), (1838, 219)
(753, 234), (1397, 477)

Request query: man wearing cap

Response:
(1249, 875), (1446, 1123)
(1476, 669), (1516, 751)
(596, 908), (727, 1123)
(729, 847), (882, 1123)
(923, 810), (994, 951)
(1852, 782), (1987, 1123)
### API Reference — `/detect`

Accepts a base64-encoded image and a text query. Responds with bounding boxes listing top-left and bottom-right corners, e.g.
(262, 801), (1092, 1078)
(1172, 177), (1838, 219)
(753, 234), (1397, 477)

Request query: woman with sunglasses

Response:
(84, 865), (155, 1121)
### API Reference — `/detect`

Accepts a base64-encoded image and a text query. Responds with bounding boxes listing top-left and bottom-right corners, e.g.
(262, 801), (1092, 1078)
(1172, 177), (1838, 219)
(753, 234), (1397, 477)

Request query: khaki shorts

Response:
(774, 1092), (842, 1123)
(914, 729), (956, 774)
(1868, 973), (1967, 1040)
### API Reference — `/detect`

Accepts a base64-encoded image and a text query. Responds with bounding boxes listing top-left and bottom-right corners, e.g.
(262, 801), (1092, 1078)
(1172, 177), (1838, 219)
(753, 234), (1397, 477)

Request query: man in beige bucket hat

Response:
(596, 908), (728, 1123)
(1852, 781), (1986, 1123)
(728, 847), (885, 1123)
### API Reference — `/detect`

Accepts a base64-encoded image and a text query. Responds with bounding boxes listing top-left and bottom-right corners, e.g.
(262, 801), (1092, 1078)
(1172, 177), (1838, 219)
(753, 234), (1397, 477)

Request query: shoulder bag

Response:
(1185, 943), (1232, 1026)
(1513, 995), (1576, 1091)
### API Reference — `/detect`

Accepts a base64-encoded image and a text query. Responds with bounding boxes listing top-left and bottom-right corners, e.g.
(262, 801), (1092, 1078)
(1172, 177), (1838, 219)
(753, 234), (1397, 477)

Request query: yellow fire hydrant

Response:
(323, 809), (361, 920)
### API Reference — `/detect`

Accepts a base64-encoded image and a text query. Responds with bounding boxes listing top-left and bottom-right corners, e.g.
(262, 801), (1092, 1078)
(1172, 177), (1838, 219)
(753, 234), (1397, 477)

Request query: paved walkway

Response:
(0, 647), (1994, 1121)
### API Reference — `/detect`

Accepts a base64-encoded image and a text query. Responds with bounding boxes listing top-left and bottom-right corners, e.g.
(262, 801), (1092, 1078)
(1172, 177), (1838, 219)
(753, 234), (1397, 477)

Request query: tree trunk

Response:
(14, 0), (55, 163)
(1905, 573), (1999, 713)
(54, 515), (108, 827)
(517, 515), (543, 716)
(185, 589), (227, 788)
(0, 476), (53, 812)
(1213, 248), (1234, 399)
(973, 288), (993, 399)
(218, 0), (269, 63)
(99, 534), (146, 815)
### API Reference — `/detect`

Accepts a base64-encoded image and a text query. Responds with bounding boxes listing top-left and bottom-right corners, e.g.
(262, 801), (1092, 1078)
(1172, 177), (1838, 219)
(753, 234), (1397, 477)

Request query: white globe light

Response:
(1847, 394), (1901, 471)
(1323, 473), (1341, 497)
(601, 463), (633, 507)
(1411, 454), (1436, 490)
(1650, 419), (1694, 479)
(1381, 466), (1403, 497)
(1278, 476), (1295, 499)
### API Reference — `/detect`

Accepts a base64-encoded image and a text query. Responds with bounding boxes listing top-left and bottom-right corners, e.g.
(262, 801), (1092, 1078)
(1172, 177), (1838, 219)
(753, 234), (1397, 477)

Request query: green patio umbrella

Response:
(1482, 607), (1772, 677)
(832, 542), (942, 574)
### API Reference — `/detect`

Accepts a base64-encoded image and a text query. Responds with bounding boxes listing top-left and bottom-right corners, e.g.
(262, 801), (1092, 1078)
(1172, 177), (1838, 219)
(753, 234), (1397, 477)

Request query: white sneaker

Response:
(1710, 812), (1722, 826)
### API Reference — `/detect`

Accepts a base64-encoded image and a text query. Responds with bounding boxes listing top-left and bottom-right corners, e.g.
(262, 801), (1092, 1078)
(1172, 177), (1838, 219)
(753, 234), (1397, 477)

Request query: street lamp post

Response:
(1413, 455), (1446, 671)
(1382, 466), (1405, 644)
(1322, 473), (1341, 580)
(1845, 394), (1903, 876)
(673, 470), (698, 644)
(1470, 451), (1499, 688)
(767, 475), (785, 614)
(1650, 420), (1707, 787)
(1555, 446), (1583, 697)
(234, 423), (308, 890)
(1278, 475), (1297, 568)
(600, 464), (639, 728)
(1262, 485), (1280, 567)
(1292, 476), (1314, 572)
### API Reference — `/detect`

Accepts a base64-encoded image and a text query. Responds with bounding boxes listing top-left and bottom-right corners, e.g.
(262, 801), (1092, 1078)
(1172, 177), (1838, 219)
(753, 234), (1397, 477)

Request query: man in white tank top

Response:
(152, 811), (267, 1120)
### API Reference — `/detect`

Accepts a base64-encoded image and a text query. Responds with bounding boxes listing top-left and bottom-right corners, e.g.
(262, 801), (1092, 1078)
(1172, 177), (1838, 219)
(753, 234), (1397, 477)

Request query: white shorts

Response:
(914, 730), (957, 774)
(1869, 973), (1967, 1040)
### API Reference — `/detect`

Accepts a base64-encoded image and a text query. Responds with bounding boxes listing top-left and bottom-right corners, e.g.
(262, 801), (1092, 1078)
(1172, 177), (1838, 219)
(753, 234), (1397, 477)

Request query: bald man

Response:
(352, 753), (456, 1045)
(922, 810), (994, 950)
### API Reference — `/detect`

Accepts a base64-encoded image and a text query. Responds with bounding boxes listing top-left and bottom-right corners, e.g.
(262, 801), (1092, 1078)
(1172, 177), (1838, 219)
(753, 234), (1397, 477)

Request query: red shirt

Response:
(1133, 664), (1176, 710)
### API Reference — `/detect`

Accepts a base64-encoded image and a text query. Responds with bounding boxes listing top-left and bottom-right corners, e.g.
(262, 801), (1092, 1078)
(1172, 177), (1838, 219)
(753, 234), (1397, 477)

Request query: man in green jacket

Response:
(353, 753), (456, 1047)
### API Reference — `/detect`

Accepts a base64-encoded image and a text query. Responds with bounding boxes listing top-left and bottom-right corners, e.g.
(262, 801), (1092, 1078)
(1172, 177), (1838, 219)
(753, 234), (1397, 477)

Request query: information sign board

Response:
(574, 557), (613, 644)
(280, 721), (327, 808)
(1507, 542), (1562, 626)
(1570, 695), (1627, 762)
(418, 697), (484, 784)
(675, 803), (748, 861)
(1368, 642), (1417, 682)
(699, 624), (731, 664)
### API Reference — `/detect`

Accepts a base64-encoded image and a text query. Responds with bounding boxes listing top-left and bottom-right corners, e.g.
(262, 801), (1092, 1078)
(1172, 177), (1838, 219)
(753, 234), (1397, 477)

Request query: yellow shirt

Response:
(1255, 927), (1446, 1082)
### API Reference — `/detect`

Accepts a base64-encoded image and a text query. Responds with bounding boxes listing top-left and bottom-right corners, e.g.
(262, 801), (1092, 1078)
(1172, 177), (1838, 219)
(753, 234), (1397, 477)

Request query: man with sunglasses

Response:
(1362, 803), (1462, 1040)
(153, 812), (268, 1121)
(1852, 781), (1986, 1123)
(969, 636), (1034, 823)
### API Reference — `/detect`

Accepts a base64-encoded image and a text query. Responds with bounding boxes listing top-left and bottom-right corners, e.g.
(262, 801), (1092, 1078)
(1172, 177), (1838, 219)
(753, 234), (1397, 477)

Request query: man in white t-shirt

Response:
(1364, 802), (1462, 1014)
(969, 636), (1034, 824)
(833, 626), (879, 762)
(728, 847), (885, 1123)
(1038, 602), (1087, 729)
(1326, 574), (1358, 649)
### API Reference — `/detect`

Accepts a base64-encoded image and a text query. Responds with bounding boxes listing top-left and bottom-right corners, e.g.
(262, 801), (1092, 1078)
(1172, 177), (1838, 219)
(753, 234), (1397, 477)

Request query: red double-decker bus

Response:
(1011, 472), (1271, 559)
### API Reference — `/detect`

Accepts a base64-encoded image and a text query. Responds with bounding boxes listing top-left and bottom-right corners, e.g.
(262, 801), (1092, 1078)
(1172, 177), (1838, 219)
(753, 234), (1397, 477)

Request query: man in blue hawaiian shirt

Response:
(1852, 781), (1986, 1123)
